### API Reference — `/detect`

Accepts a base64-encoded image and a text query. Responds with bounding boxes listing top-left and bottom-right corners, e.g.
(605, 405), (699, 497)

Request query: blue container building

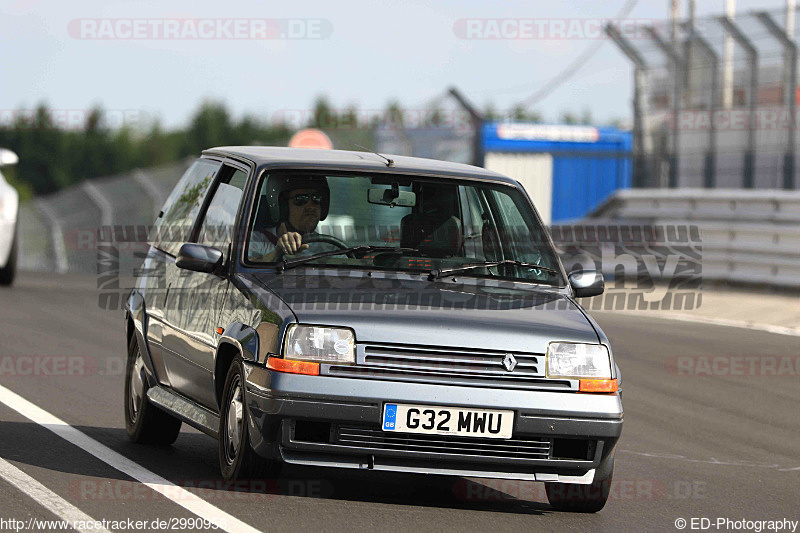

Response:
(482, 122), (632, 224)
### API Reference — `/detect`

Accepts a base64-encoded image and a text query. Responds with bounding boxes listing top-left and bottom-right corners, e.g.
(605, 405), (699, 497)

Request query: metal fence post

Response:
(646, 26), (686, 188)
(448, 87), (484, 167)
(756, 11), (797, 190)
(685, 26), (719, 188)
(718, 16), (760, 189)
(606, 23), (651, 188)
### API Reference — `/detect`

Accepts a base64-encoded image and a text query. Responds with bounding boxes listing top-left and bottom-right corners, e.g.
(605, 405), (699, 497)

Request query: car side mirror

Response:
(568, 269), (604, 298)
(176, 243), (224, 274)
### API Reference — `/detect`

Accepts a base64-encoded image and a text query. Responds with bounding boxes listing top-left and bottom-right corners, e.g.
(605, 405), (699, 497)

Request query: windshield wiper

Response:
(428, 260), (561, 280)
(276, 246), (419, 273)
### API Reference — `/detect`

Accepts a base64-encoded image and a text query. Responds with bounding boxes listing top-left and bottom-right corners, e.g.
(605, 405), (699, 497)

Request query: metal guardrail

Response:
(17, 160), (191, 275)
(594, 189), (800, 223)
(584, 189), (800, 288)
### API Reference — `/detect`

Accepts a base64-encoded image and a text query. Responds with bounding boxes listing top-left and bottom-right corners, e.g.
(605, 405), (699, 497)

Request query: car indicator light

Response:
(267, 357), (320, 376)
(578, 379), (618, 393)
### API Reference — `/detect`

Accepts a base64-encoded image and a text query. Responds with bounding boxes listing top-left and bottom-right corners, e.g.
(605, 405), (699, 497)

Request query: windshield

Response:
(246, 171), (564, 285)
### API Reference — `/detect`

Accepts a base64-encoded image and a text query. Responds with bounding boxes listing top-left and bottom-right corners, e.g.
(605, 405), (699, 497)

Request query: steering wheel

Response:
(307, 233), (361, 259)
(303, 233), (349, 249)
(276, 233), (357, 260)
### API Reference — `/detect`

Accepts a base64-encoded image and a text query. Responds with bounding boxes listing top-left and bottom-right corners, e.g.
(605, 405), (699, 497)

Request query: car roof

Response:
(202, 146), (516, 185)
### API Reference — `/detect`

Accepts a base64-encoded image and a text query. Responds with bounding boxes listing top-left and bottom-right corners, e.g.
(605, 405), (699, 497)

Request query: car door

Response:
(162, 163), (249, 409)
(145, 158), (221, 387)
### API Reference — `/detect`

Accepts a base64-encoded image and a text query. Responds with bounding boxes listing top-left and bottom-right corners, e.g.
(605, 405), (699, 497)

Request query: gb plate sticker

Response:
(383, 404), (397, 431)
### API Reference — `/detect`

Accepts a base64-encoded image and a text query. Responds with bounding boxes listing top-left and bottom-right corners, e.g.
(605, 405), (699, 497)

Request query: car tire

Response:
(219, 357), (281, 481)
(545, 451), (614, 513)
(0, 230), (17, 286)
(124, 334), (182, 445)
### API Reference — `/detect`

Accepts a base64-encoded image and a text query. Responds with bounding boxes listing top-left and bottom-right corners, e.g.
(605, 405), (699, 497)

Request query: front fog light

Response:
(546, 342), (611, 379)
(284, 324), (356, 364)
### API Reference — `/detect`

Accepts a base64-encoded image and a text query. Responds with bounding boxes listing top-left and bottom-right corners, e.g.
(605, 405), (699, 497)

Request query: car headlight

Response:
(283, 324), (356, 364)
(546, 342), (611, 379)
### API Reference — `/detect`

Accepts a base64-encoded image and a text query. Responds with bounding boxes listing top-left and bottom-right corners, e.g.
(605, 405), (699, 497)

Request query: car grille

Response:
(325, 343), (573, 390)
(335, 426), (551, 460)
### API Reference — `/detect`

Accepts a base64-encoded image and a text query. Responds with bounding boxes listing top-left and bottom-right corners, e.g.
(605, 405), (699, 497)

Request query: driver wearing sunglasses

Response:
(250, 187), (324, 262)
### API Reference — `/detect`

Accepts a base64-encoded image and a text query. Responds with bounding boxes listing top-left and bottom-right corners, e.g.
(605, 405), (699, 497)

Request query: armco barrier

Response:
(593, 189), (800, 224)
(574, 189), (800, 288)
(17, 159), (190, 275)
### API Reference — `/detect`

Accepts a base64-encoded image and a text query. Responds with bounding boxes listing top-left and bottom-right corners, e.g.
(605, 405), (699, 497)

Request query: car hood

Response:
(247, 271), (599, 353)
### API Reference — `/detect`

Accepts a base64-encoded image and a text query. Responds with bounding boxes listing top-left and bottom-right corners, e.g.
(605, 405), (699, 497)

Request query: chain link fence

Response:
(608, 7), (800, 190)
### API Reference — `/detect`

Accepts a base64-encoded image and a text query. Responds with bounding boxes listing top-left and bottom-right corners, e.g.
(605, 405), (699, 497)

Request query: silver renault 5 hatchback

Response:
(124, 146), (622, 513)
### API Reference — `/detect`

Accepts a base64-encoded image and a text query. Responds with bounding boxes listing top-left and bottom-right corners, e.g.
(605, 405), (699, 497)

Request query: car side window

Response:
(152, 159), (221, 256)
(460, 186), (489, 260)
(487, 188), (554, 269)
(196, 168), (248, 250)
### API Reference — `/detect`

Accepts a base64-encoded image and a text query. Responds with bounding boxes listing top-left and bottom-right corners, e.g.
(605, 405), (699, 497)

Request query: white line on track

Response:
(618, 449), (800, 472)
(0, 384), (262, 533)
(594, 310), (800, 337)
(34, 199), (69, 274)
(0, 457), (113, 533)
(81, 181), (114, 228)
(132, 169), (164, 220)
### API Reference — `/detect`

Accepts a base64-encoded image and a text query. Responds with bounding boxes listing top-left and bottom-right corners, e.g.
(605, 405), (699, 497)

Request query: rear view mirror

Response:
(368, 187), (416, 207)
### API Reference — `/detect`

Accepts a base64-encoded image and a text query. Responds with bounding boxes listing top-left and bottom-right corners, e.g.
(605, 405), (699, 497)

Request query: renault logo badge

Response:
(502, 353), (517, 372)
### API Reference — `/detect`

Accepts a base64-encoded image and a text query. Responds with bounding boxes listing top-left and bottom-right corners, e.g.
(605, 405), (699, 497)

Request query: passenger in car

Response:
(400, 183), (464, 257)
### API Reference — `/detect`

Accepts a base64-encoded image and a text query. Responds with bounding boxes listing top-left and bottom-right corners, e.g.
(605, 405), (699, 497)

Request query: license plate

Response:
(382, 403), (514, 439)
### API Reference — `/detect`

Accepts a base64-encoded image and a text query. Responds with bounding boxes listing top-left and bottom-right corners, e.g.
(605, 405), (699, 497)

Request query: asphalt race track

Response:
(0, 273), (798, 532)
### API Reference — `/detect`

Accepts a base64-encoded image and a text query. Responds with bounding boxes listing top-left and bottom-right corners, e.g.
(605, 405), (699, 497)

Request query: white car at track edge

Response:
(0, 148), (19, 286)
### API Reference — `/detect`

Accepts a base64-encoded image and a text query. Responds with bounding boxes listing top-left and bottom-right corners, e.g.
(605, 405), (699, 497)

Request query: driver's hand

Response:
(277, 231), (309, 255)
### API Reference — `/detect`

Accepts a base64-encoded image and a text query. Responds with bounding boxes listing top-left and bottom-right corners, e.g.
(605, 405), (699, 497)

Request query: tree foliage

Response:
(0, 101), (290, 195)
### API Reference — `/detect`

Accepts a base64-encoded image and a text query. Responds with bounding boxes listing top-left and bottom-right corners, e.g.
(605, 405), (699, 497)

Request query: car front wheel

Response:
(219, 358), (280, 481)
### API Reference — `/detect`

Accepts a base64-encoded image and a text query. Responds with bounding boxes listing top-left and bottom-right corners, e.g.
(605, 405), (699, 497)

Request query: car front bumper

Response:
(243, 363), (623, 482)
